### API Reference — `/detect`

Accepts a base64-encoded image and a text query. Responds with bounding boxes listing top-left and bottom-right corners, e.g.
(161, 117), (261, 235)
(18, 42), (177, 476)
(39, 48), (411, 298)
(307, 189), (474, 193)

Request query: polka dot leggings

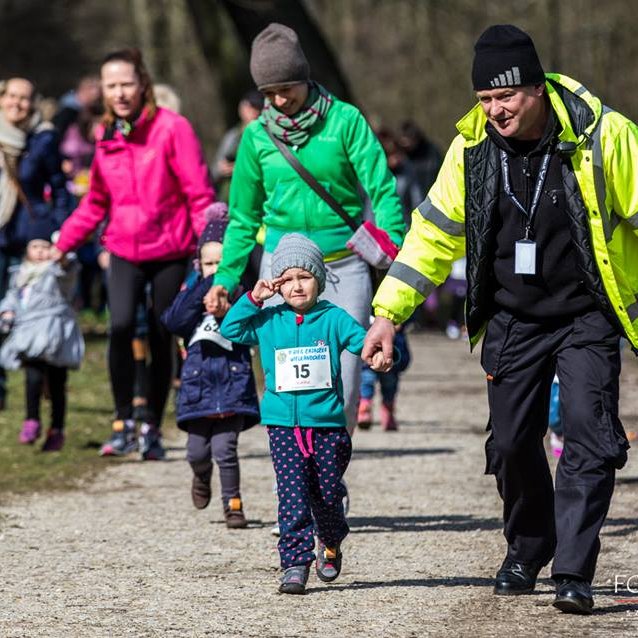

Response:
(267, 425), (352, 569)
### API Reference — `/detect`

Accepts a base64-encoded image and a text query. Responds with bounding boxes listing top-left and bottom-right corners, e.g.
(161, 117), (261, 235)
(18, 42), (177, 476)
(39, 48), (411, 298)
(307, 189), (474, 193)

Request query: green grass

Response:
(0, 337), (177, 496)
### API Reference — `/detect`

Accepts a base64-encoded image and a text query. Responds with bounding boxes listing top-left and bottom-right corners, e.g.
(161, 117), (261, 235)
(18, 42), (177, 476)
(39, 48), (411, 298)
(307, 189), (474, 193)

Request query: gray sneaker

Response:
(315, 540), (342, 582)
(279, 565), (310, 595)
(99, 420), (137, 456)
(139, 423), (165, 461)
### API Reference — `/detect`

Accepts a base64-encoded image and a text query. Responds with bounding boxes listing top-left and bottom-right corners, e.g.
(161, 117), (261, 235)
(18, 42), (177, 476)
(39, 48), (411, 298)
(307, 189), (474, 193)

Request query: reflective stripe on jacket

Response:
(373, 73), (638, 351)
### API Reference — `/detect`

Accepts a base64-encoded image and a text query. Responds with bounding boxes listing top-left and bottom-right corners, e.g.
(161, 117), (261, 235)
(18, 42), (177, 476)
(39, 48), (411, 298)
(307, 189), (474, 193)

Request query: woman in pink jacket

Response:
(53, 48), (215, 460)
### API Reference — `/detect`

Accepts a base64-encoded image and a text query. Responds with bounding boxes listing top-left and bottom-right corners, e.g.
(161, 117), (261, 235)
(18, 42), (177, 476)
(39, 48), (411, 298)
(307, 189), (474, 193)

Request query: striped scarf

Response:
(260, 82), (333, 147)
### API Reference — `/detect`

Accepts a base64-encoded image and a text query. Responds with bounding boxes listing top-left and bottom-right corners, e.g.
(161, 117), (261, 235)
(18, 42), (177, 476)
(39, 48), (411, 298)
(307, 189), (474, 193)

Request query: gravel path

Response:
(1, 333), (637, 637)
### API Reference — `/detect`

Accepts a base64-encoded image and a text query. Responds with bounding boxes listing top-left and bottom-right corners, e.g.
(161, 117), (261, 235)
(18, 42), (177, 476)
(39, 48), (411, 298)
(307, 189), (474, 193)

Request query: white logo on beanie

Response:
(490, 66), (522, 88)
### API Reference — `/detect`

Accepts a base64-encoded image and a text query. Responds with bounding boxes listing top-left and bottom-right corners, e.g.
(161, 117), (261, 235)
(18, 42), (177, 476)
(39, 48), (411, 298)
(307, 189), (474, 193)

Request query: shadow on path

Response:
(601, 517), (638, 537)
(309, 576), (495, 593)
(348, 514), (501, 533)
(240, 447), (456, 461)
(352, 447), (456, 459)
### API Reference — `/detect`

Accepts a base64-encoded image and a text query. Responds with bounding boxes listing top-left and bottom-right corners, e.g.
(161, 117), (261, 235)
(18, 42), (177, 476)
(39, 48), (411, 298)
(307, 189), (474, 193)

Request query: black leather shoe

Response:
(494, 557), (542, 595)
(553, 578), (594, 614)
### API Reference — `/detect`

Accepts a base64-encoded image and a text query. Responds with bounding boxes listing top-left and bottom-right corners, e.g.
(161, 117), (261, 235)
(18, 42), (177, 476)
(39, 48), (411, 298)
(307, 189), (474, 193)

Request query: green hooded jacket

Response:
(214, 96), (405, 294)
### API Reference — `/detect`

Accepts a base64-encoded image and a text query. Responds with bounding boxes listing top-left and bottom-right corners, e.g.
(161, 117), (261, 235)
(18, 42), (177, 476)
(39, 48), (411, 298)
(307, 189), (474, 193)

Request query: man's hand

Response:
(251, 277), (283, 303)
(363, 316), (396, 372)
(216, 159), (234, 178)
(204, 285), (230, 317)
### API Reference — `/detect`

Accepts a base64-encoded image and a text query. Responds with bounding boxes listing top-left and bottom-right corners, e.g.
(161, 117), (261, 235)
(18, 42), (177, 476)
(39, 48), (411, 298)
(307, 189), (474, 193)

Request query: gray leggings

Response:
(260, 252), (372, 432)
(186, 415), (244, 504)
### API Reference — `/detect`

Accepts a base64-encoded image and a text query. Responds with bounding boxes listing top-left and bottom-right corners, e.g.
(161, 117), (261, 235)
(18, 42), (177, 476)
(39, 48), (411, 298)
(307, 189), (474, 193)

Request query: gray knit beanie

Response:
(271, 233), (326, 294)
(250, 23), (310, 90)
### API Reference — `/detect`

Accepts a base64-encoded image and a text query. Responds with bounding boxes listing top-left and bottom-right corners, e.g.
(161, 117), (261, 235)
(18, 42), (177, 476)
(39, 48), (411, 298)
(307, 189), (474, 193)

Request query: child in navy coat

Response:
(162, 210), (259, 527)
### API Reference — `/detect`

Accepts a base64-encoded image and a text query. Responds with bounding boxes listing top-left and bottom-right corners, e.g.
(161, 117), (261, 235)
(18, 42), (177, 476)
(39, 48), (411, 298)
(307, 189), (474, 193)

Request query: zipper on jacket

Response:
(293, 313), (302, 426)
(129, 144), (140, 262)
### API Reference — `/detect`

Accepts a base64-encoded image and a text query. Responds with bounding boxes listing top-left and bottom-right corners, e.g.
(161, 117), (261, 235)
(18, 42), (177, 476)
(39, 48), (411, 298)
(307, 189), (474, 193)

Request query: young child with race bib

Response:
(162, 210), (259, 528)
(221, 233), (373, 594)
(0, 219), (84, 451)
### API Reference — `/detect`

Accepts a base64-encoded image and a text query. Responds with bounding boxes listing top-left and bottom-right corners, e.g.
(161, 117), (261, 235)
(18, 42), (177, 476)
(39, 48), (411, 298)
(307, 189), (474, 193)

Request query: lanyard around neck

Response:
(500, 149), (552, 238)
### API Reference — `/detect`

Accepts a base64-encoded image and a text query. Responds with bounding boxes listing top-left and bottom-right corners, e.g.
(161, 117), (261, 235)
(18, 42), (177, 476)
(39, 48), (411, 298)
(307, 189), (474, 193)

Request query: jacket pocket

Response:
(597, 390), (630, 469)
(180, 364), (202, 404)
(480, 310), (515, 380)
(484, 418), (502, 476)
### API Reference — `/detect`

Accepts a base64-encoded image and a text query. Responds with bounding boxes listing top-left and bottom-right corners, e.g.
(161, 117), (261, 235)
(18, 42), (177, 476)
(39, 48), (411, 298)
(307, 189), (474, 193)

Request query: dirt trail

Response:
(1, 333), (637, 637)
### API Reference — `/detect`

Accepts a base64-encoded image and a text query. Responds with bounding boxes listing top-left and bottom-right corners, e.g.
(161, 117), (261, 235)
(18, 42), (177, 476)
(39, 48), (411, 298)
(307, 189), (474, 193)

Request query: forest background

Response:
(0, 0), (633, 159)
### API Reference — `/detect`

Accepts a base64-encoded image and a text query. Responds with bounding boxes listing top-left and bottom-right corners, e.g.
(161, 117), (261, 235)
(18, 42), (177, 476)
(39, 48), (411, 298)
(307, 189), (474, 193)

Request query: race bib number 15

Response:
(275, 346), (332, 392)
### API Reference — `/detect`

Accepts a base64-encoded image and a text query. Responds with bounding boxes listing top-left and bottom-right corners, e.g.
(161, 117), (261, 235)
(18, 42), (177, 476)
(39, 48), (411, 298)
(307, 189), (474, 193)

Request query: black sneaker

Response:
(139, 423), (165, 461)
(99, 420), (137, 456)
(279, 565), (310, 595)
(315, 540), (342, 582)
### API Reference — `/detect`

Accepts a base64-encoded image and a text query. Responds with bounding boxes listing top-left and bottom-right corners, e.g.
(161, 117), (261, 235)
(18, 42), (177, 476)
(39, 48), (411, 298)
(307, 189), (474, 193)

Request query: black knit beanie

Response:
(250, 23), (310, 90)
(472, 25), (545, 91)
(26, 217), (58, 244)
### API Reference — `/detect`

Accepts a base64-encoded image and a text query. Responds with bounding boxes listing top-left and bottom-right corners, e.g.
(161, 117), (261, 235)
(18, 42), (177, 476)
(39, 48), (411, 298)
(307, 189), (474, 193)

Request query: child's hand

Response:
(251, 278), (282, 303)
(0, 311), (15, 334)
(370, 350), (391, 372)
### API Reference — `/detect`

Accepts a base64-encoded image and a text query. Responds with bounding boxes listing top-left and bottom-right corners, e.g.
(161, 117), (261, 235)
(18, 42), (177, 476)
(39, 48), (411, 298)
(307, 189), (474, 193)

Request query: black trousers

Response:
(482, 308), (629, 582)
(25, 362), (68, 430)
(107, 255), (186, 425)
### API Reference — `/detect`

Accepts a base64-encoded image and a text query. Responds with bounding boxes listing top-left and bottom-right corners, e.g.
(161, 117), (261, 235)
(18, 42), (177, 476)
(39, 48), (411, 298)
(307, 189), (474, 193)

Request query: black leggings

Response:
(25, 362), (68, 430)
(108, 255), (186, 425)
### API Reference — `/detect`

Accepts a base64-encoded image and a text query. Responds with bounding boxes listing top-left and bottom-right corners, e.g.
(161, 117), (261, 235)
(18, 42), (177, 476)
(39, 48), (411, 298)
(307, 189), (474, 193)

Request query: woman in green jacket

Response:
(205, 23), (405, 433)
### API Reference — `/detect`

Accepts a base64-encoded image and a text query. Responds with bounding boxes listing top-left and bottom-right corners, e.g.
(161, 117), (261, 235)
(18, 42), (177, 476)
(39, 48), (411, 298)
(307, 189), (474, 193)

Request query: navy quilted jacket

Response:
(161, 274), (260, 429)
(1, 128), (72, 249)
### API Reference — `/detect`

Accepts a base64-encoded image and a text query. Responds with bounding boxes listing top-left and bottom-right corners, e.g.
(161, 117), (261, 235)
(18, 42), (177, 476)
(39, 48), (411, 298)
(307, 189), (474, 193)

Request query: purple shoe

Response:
(19, 419), (41, 444)
(42, 429), (65, 452)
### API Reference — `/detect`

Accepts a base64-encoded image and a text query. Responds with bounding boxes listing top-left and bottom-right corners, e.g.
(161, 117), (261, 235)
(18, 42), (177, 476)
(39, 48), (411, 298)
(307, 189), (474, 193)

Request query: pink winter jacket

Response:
(56, 107), (214, 263)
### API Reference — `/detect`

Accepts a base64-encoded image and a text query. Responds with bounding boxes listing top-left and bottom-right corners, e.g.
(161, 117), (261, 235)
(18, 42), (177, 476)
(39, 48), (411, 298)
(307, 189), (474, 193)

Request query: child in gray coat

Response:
(0, 219), (84, 451)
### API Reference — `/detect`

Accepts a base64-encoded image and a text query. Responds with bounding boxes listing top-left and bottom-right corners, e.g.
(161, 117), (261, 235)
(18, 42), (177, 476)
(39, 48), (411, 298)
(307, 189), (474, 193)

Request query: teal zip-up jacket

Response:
(214, 95), (406, 295)
(220, 293), (367, 428)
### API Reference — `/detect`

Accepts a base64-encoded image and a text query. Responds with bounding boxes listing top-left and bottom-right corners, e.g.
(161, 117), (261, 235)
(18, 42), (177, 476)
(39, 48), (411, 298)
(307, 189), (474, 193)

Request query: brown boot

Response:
(191, 473), (212, 510)
(224, 497), (248, 529)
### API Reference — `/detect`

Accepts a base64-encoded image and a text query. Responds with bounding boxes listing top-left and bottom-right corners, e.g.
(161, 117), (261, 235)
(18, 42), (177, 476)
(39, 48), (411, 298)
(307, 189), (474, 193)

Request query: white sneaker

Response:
(341, 478), (350, 517)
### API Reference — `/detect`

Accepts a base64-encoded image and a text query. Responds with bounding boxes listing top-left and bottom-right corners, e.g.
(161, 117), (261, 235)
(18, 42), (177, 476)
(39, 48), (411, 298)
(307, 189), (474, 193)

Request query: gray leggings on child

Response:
(186, 415), (244, 504)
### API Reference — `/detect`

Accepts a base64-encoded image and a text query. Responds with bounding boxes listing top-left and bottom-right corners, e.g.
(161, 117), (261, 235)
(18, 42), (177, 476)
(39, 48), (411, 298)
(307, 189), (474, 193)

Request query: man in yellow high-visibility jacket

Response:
(363, 24), (638, 615)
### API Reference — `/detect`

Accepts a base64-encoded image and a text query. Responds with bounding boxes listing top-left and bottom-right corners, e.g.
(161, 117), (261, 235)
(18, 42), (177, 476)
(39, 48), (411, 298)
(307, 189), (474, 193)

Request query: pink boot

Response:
(19, 419), (41, 444)
(380, 402), (398, 431)
(357, 398), (373, 430)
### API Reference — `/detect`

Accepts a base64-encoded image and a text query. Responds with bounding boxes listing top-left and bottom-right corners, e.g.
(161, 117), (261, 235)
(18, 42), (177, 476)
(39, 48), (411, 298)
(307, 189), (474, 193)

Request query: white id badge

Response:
(275, 346), (332, 392)
(515, 239), (537, 275)
(188, 314), (233, 350)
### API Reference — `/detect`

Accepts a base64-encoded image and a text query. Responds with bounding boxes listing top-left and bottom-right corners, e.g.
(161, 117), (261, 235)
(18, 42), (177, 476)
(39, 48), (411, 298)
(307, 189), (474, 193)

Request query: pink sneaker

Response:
(380, 402), (398, 431)
(19, 419), (41, 444)
(357, 398), (373, 430)
(550, 432), (563, 458)
(42, 429), (65, 452)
